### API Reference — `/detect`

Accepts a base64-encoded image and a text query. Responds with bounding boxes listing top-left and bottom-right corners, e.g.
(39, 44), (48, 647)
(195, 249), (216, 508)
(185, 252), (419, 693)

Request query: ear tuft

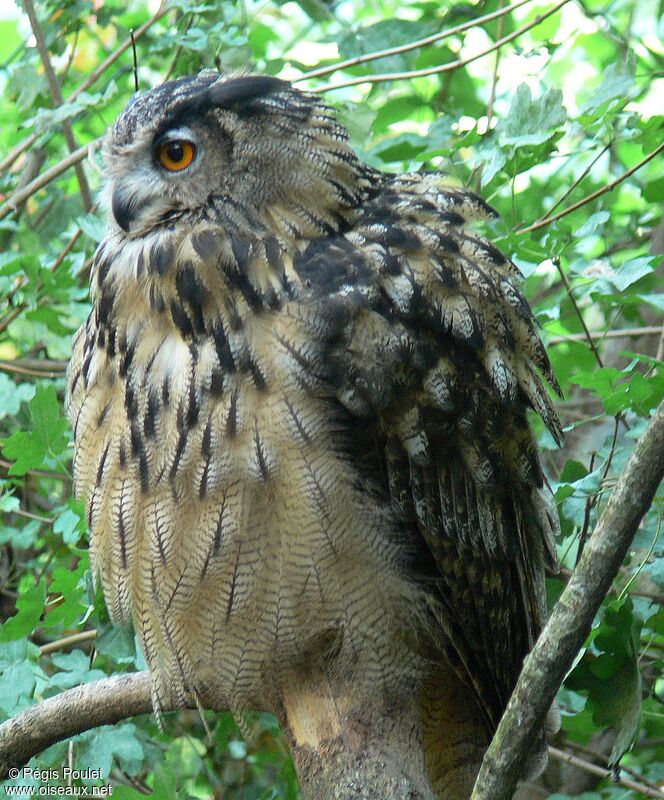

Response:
(207, 76), (289, 110)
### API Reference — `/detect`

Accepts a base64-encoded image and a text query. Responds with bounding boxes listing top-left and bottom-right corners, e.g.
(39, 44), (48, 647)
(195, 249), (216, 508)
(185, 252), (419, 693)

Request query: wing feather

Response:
(295, 171), (561, 778)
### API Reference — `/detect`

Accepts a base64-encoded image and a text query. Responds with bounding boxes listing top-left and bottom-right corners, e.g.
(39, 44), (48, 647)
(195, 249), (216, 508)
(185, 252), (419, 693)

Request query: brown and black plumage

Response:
(66, 71), (561, 798)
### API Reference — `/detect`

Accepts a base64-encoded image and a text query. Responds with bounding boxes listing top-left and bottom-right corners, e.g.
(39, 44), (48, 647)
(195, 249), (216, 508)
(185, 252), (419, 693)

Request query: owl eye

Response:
(156, 140), (196, 172)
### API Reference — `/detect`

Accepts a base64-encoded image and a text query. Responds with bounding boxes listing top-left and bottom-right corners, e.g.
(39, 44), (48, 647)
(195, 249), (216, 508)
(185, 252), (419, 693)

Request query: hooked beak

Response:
(111, 186), (139, 233)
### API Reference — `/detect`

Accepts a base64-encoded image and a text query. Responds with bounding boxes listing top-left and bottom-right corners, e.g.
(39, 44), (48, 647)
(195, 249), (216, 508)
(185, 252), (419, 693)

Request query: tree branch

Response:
(518, 140), (664, 234)
(0, 674), (153, 778)
(471, 396), (664, 800)
(22, 0), (92, 211)
(311, 0), (570, 93)
(547, 325), (664, 345)
(297, 0), (534, 81)
(548, 746), (664, 799)
(0, 141), (98, 223)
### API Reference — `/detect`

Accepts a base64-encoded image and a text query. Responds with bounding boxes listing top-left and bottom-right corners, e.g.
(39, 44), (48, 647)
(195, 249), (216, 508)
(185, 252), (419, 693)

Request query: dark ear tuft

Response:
(207, 76), (289, 110)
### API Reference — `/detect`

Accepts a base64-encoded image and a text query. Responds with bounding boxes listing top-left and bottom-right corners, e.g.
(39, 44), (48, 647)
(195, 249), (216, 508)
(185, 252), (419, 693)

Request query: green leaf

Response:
(74, 724), (145, 780)
(1, 385), (69, 475)
(41, 555), (89, 630)
(582, 59), (636, 114)
(607, 257), (655, 291)
(0, 581), (45, 641)
(52, 500), (86, 546)
(0, 641), (36, 713)
(0, 374), (35, 419)
(501, 84), (566, 147)
(566, 599), (642, 767)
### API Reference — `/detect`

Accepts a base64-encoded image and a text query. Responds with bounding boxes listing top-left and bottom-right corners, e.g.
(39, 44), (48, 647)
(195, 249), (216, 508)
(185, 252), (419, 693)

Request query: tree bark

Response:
(279, 670), (436, 800)
(471, 398), (664, 800)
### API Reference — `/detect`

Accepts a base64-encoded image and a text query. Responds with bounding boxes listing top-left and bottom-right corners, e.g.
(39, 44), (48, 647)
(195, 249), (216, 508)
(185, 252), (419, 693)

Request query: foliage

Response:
(0, 0), (662, 797)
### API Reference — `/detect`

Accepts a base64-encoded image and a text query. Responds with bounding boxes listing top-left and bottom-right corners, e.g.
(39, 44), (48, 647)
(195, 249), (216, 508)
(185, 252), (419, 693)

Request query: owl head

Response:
(103, 71), (372, 239)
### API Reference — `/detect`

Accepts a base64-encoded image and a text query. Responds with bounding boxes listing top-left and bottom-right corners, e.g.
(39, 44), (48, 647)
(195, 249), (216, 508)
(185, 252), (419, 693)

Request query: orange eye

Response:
(157, 140), (196, 172)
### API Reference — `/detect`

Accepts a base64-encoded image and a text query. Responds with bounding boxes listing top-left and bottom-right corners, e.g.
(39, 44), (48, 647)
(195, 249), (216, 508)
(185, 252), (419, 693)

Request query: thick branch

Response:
(471, 397), (664, 800)
(0, 673), (152, 778)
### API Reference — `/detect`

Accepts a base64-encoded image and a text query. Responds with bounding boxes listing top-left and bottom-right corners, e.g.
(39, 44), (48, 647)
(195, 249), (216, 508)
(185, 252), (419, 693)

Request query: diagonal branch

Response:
(0, 673), (153, 778)
(297, 0), (534, 82)
(471, 396), (664, 800)
(311, 0), (570, 93)
(0, 141), (97, 223)
(518, 140), (664, 234)
(22, 0), (92, 211)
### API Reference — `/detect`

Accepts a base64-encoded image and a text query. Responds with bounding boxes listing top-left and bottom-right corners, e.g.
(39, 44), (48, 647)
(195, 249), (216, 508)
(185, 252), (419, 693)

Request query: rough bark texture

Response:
(0, 673), (154, 778)
(280, 671), (437, 800)
(471, 397), (664, 800)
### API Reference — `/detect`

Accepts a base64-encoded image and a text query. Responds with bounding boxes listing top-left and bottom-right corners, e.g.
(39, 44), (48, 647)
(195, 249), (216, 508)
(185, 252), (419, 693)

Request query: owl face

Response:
(103, 73), (314, 237)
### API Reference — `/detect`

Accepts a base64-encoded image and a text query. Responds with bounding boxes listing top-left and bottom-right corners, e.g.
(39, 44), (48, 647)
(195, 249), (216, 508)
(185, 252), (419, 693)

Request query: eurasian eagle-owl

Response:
(66, 71), (561, 797)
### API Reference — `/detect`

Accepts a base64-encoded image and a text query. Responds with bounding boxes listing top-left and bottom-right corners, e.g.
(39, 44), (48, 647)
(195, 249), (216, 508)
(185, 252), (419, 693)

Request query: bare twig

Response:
(0, 141), (98, 223)
(311, 0), (570, 93)
(297, 0), (534, 81)
(0, 359), (67, 378)
(519, 140), (664, 234)
(39, 630), (98, 655)
(0, 306), (24, 336)
(563, 737), (664, 792)
(50, 204), (99, 274)
(548, 746), (664, 799)
(553, 257), (604, 368)
(22, 0), (92, 211)
(548, 325), (664, 345)
(471, 397), (664, 800)
(533, 143), (612, 225)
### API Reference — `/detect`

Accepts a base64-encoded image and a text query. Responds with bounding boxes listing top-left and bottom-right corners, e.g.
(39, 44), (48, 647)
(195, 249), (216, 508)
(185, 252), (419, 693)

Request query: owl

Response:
(66, 71), (561, 798)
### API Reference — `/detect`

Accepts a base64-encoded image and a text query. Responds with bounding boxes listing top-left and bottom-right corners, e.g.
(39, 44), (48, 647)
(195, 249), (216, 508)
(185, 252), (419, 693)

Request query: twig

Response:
(0, 4), (168, 176)
(311, 0), (570, 93)
(0, 458), (71, 482)
(553, 257), (603, 368)
(519, 140), (664, 234)
(471, 397), (664, 800)
(565, 735), (664, 791)
(0, 359), (67, 379)
(548, 746), (664, 799)
(548, 326), (664, 345)
(10, 508), (54, 525)
(0, 141), (98, 223)
(485, 0), (505, 133)
(557, 566), (664, 605)
(533, 143), (612, 225)
(0, 306), (24, 336)
(22, 0), (92, 211)
(50, 204), (98, 274)
(297, 0), (534, 81)
(39, 630), (98, 655)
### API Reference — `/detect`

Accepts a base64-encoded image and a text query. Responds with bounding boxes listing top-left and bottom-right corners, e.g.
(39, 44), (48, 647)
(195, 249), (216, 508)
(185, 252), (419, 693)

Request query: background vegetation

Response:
(0, 0), (662, 797)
